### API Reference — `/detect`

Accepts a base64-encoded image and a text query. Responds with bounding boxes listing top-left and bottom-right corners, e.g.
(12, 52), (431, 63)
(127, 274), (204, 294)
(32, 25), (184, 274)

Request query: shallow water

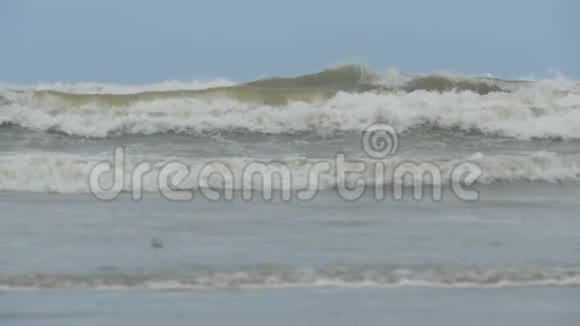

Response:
(2, 287), (580, 326)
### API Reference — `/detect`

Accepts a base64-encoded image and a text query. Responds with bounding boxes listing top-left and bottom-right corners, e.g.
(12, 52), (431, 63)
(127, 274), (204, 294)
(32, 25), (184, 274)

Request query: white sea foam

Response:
(0, 151), (578, 193)
(1, 266), (579, 292)
(1, 85), (579, 139)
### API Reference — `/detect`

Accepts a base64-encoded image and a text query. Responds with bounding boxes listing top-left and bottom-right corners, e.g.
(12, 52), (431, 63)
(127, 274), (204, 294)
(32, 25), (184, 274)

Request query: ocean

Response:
(1, 65), (579, 325)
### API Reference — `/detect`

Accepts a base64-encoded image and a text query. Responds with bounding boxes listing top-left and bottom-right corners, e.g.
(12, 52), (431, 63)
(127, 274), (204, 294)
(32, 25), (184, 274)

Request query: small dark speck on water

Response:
(151, 238), (164, 249)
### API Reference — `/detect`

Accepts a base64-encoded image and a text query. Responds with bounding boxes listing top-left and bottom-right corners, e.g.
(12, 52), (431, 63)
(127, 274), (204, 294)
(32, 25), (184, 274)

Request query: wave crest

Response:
(1, 66), (579, 139)
(1, 265), (579, 291)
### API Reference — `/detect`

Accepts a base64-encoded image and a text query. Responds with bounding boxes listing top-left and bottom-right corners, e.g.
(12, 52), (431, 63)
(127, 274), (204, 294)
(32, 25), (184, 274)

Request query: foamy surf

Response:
(1, 266), (579, 292)
(0, 151), (579, 193)
(1, 65), (579, 140)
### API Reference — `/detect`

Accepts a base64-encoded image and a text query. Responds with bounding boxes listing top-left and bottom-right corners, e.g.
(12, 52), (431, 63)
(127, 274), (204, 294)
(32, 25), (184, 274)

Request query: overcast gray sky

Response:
(1, 0), (578, 82)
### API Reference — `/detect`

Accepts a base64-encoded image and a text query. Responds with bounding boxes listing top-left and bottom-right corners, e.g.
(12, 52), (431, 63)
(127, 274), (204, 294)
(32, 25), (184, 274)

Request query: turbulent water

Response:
(1, 65), (579, 193)
(1, 65), (579, 139)
(2, 265), (580, 291)
(1, 66), (580, 302)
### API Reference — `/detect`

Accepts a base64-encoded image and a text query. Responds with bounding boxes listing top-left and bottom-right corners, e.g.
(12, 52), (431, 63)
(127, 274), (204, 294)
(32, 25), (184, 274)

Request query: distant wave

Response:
(1, 265), (579, 292)
(0, 79), (236, 94)
(1, 65), (579, 139)
(0, 151), (578, 193)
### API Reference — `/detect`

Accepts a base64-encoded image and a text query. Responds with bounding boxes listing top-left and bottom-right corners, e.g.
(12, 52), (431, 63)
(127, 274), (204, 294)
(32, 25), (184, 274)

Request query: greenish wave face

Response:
(26, 86), (338, 107)
(2, 65), (527, 108)
(244, 64), (377, 92)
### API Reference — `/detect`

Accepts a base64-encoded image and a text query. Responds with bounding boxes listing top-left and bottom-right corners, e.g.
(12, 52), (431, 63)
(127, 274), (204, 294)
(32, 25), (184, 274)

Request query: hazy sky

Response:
(1, 0), (578, 82)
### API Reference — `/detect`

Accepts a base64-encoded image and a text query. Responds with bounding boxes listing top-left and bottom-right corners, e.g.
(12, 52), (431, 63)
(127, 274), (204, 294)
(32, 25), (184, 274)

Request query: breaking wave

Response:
(1, 265), (579, 292)
(1, 65), (579, 140)
(0, 151), (578, 193)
